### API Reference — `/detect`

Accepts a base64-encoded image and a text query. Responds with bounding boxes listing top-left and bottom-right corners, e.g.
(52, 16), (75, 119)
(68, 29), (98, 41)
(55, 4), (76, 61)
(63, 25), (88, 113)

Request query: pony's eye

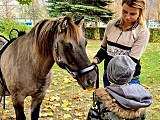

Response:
(63, 42), (73, 51)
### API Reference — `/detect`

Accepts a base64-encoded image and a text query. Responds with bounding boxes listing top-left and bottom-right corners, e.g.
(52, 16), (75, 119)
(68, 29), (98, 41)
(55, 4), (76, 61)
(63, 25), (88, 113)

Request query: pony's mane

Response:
(29, 17), (82, 59)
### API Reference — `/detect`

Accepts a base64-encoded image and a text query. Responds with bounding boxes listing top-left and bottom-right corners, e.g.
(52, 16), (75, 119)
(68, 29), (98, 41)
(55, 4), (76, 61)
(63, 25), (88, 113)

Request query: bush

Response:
(149, 28), (160, 43)
(0, 18), (31, 39)
(99, 27), (105, 40)
(85, 27), (160, 43)
(85, 27), (100, 40)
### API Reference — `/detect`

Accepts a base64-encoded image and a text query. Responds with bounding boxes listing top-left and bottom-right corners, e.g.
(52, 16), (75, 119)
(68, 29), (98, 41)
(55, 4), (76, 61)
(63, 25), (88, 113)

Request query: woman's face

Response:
(122, 3), (140, 24)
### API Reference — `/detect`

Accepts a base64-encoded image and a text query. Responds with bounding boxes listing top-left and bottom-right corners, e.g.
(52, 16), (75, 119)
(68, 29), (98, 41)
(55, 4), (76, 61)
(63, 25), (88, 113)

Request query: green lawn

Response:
(0, 40), (160, 120)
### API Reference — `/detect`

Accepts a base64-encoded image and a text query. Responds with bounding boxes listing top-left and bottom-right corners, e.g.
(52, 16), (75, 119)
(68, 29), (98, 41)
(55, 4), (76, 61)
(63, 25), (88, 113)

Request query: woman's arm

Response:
(129, 28), (150, 60)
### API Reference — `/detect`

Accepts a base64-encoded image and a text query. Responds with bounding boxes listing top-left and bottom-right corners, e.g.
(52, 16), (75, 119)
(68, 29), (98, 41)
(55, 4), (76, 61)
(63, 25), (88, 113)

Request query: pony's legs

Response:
(31, 93), (45, 120)
(12, 95), (26, 120)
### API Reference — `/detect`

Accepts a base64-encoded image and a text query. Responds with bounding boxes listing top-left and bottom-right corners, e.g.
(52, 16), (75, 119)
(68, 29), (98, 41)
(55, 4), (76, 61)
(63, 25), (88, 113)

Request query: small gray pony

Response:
(0, 16), (97, 120)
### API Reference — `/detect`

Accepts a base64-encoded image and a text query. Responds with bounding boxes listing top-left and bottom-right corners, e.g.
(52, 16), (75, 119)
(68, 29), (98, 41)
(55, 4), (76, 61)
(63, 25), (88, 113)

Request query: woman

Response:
(93, 0), (150, 87)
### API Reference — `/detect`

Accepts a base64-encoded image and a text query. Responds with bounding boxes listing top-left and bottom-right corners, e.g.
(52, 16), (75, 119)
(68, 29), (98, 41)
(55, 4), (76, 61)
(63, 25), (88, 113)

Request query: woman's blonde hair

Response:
(121, 0), (146, 28)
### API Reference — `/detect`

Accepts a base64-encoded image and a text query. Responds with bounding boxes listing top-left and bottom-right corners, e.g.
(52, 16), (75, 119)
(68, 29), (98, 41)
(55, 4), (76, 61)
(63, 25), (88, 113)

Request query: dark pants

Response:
(103, 72), (140, 87)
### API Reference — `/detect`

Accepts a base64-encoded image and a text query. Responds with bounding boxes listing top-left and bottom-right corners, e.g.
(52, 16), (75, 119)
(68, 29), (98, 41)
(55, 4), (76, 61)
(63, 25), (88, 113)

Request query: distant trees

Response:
(0, 0), (18, 18)
(47, 0), (114, 23)
(7, 0), (160, 24)
(108, 0), (160, 24)
(16, 0), (32, 5)
(146, 0), (160, 23)
(19, 0), (48, 24)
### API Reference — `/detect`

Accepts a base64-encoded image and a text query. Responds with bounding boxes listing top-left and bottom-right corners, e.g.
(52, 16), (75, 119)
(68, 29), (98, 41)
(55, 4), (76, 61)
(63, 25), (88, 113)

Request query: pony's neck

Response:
(38, 57), (55, 78)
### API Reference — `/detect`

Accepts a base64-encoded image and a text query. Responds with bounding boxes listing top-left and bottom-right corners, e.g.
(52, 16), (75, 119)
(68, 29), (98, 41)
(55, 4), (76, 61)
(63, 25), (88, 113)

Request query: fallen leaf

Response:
(63, 78), (71, 83)
(155, 94), (160, 100)
(47, 112), (54, 117)
(152, 105), (160, 110)
(60, 86), (66, 90)
(53, 103), (61, 107)
(63, 114), (71, 119)
(62, 100), (69, 107)
(62, 107), (72, 111)
(50, 96), (60, 102)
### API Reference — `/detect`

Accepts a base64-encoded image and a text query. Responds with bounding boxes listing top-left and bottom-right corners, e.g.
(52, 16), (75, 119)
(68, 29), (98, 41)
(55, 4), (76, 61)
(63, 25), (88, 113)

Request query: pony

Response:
(0, 16), (97, 120)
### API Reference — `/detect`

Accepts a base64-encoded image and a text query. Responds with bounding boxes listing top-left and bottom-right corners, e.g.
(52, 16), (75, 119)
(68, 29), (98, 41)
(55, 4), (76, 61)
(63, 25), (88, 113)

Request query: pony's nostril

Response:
(87, 79), (93, 85)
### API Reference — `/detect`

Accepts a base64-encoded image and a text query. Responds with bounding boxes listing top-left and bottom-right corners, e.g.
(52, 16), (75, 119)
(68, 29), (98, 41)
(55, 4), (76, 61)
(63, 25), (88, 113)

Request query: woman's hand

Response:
(92, 58), (99, 64)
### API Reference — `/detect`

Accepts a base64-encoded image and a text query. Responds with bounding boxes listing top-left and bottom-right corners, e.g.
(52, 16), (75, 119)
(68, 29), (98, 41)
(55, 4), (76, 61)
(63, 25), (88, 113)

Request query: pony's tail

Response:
(9, 29), (26, 40)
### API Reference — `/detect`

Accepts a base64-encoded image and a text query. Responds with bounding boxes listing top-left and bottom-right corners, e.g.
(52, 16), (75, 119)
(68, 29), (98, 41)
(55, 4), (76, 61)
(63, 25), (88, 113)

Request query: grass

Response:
(0, 40), (160, 120)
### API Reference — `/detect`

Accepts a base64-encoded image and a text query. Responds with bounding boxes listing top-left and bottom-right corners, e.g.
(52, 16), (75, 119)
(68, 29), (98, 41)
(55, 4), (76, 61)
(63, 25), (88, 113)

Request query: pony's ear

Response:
(61, 20), (68, 30)
(58, 19), (68, 33)
(74, 17), (84, 28)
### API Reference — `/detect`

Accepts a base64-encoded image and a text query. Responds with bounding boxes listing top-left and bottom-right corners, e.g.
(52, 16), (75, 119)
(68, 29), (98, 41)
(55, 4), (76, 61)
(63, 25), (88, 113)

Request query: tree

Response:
(0, 0), (19, 18)
(19, 0), (48, 24)
(107, 0), (122, 18)
(47, 0), (114, 23)
(16, 0), (33, 5)
(146, 0), (160, 25)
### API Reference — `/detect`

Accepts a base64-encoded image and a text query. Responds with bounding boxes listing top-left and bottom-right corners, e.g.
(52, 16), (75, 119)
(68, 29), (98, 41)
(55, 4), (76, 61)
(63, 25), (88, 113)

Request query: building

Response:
(148, 21), (160, 28)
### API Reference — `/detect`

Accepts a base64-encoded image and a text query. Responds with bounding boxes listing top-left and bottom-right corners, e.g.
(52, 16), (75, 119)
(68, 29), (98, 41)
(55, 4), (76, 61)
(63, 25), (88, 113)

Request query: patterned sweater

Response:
(94, 19), (150, 76)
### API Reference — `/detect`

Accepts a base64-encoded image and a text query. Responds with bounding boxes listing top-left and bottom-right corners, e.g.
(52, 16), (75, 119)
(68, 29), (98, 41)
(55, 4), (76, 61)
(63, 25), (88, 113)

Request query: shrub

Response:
(149, 28), (160, 43)
(85, 27), (100, 40)
(85, 27), (160, 43)
(0, 18), (31, 39)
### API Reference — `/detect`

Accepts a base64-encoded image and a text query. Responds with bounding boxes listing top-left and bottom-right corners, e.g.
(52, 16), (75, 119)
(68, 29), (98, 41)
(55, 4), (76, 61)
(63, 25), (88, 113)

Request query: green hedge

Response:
(85, 27), (160, 43)
(1, 19), (160, 43)
(85, 27), (101, 40)
(149, 28), (160, 43)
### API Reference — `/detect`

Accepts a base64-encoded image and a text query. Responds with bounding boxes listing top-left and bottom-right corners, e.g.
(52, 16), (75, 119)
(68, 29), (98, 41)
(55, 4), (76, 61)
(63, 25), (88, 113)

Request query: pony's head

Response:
(35, 16), (97, 90)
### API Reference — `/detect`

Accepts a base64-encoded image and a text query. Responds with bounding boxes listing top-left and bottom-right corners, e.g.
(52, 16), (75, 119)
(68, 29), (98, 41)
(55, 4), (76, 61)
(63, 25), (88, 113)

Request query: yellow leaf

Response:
(47, 112), (53, 117)
(51, 81), (58, 85)
(44, 105), (52, 109)
(72, 95), (80, 101)
(0, 110), (3, 114)
(74, 112), (83, 117)
(70, 78), (77, 82)
(63, 78), (71, 83)
(45, 96), (50, 101)
(24, 102), (30, 107)
(152, 105), (160, 110)
(47, 90), (54, 93)
(50, 106), (56, 112)
(86, 98), (92, 101)
(53, 103), (61, 107)
(50, 96), (60, 102)
(63, 107), (72, 111)
(60, 86), (66, 90)
(155, 94), (160, 100)
(62, 100), (69, 107)
(40, 113), (48, 117)
(63, 114), (71, 119)
(86, 88), (95, 93)
(74, 106), (81, 111)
